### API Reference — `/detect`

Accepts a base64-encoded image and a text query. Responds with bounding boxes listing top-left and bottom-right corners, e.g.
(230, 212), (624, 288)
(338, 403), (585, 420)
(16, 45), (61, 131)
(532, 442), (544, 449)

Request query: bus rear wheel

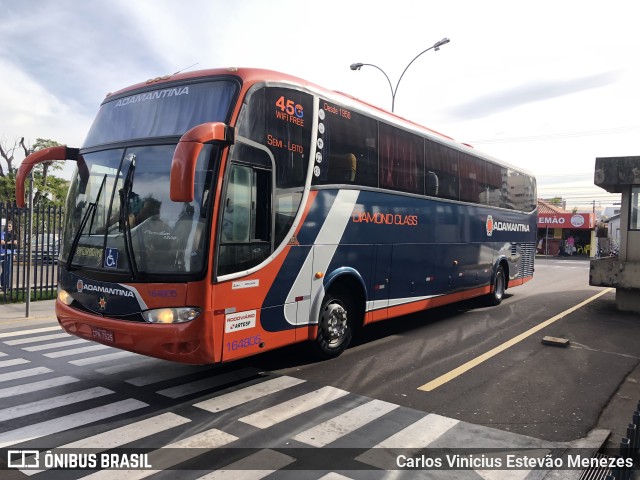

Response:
(486, 265), (506, 306)
(311, 290), (354, 359)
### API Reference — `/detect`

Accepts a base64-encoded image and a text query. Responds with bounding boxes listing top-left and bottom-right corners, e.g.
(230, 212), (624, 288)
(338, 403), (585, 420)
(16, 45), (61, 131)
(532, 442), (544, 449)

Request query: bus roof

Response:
(105, 67), (533, 177)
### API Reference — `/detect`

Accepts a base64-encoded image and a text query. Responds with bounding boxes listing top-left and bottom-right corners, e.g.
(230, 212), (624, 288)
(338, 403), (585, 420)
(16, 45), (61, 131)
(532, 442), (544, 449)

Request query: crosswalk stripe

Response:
(5, 332), (70, 345)
(239, 386), (350, 429)
(70, 351), (137, 366)
(318, 474), (355, 480)
(476, 469), (532, 480)
(292, 399), (399, 447)
(79, 427), (238, 480)
(196, 449), (296, 480)
(0, 366), (51, 383)
(125, 365), (211, 386)
(0, 386), (114, 422)
(23, 339), (87, 351)
(61, 412), (191, 449)
(43, 344), (111, 358)
(0, 326), (61, 339)
(373, 413), (458, 448)
(0, 352), (6, 357)
(0, 376), (80, 399)
(194, 376), (306, 413)
(355, 413), (459, 469)
(0, 358), (30, 368)
(156, 368), (259, 399)
(22, 412), (192, 477)
(0, 399), (148, 448)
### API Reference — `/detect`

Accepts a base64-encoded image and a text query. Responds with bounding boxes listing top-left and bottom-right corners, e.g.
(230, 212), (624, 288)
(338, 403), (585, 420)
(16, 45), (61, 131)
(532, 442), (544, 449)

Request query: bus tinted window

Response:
(503, 169), (536, 212)
(84, 81), (238, 147)
(237, 87), (312, 189)
(379, 124), (424, 195)
(314, 101), (378, 187)
(459, 153), (486, 204)
(484, 162), (505, 207)
(425, 140), (459, 201)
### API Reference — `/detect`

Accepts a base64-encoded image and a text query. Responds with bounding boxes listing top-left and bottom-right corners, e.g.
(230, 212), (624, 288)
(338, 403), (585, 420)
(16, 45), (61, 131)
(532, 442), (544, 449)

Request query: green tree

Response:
(0, 137), (69, 206)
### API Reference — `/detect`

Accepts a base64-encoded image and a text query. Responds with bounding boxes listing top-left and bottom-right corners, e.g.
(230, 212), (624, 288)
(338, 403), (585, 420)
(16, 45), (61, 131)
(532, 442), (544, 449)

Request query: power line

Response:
(467, 126), (640, 144)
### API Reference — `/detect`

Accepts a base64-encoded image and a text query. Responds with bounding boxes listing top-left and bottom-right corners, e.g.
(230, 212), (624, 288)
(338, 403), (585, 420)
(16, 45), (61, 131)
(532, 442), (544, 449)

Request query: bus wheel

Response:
(312, 291), (354, 359)
(487, 265), (506, 306)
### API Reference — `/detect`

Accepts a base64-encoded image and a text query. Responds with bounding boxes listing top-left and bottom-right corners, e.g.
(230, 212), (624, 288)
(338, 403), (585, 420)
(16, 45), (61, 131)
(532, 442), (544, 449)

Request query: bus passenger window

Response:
(425, 140), (459, 201)
(459, 153), (485, 204)
(328, 154), (357, 182)
(483, 162), (504, 207)
(379, 123), (424, 195)
(314, 99), (377, 188)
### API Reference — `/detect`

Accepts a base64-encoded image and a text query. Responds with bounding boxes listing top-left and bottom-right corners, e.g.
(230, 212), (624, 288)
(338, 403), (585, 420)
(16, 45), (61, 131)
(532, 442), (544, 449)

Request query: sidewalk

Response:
(0, 299), (56, 322)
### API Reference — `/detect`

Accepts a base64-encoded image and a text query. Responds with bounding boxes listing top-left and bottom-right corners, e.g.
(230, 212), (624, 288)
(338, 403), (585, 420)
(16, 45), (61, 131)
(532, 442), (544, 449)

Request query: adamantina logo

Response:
(486, 215), (530, 236)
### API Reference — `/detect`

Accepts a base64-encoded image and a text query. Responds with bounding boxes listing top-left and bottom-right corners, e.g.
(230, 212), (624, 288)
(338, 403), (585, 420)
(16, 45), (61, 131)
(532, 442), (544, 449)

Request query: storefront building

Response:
(537, 201), (596, 256)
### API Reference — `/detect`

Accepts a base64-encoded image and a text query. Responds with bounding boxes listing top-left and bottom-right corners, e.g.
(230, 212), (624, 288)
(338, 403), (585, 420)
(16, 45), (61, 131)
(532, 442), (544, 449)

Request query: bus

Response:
(16, 67), (537, 364)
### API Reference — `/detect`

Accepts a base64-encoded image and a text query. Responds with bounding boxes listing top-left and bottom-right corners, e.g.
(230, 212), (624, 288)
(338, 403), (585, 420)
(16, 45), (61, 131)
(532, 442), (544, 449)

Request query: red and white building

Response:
(537, 200), (596, 255)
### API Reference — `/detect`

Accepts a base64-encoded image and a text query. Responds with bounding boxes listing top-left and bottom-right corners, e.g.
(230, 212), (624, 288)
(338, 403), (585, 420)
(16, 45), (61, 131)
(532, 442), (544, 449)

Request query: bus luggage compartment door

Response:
(367, 244), (391, 323)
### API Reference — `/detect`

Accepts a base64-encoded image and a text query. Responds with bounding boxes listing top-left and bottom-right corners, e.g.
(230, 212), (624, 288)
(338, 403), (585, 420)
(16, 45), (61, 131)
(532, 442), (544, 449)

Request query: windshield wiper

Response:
(117, 154), (139, 278)
(118, 154), (136, 232)
(66, 174), (107, 270)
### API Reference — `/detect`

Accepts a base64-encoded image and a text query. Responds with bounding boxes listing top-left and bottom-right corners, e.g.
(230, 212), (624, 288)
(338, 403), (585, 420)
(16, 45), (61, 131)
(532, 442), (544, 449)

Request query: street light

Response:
(350, 37), (450, 113)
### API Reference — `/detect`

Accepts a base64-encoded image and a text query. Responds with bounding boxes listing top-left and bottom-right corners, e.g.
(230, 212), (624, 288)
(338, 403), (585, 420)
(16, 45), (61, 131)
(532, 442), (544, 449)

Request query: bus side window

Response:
(314, 99), (377, 188)
(328, 154), (357, 182)
(218, 145), (273, 277)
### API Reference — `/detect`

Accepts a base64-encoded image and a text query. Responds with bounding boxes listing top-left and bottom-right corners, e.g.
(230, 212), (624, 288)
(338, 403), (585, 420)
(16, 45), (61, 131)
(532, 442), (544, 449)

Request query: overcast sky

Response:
(2, 0), (638, 210)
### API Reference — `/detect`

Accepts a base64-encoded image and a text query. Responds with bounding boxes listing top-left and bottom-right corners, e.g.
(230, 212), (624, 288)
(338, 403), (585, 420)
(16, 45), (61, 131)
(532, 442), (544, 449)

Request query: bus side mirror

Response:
(15, 146), (86, 208)
(170, 122), (234, 202)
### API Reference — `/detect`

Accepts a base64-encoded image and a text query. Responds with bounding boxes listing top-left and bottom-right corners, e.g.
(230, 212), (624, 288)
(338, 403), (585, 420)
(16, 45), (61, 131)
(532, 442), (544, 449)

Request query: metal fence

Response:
(1, 202), (63, 304)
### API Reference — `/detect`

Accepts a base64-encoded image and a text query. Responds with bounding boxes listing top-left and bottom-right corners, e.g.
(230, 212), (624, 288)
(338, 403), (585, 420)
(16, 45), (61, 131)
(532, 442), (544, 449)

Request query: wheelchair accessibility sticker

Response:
(104, 248), (118, 269)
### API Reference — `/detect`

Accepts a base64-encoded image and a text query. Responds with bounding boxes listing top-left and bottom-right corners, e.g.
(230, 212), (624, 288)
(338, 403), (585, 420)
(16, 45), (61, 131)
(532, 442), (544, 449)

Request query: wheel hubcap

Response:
(321, 302), (348, 344)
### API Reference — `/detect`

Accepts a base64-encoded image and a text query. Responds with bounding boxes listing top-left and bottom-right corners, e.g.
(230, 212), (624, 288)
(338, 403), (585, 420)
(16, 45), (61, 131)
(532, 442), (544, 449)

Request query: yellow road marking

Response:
(418, 288), (613, 392)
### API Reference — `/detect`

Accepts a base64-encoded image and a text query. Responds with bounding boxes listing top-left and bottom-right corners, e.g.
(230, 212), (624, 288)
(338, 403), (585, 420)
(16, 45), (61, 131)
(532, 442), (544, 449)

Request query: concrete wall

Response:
(592, 157), (640, 312)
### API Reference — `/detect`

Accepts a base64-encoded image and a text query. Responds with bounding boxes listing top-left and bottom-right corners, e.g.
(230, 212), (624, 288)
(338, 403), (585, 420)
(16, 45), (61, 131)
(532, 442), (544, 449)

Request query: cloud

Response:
(0, 0), (167, 115)
(445, 71), (621, 120)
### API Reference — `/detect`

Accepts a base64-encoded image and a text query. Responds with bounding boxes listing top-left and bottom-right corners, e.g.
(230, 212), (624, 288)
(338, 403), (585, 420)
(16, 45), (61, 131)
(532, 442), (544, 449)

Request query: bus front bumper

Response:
(55, 300), (216, 364)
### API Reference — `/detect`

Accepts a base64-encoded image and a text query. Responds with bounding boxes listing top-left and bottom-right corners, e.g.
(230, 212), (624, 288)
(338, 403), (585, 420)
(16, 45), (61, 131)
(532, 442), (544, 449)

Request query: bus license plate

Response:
(91, 327), (114, 343)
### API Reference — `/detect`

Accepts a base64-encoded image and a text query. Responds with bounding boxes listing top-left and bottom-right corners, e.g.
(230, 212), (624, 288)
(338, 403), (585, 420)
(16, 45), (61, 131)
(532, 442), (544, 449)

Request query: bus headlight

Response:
(58, 288), (74, 306)
(142, 307), (201, 324)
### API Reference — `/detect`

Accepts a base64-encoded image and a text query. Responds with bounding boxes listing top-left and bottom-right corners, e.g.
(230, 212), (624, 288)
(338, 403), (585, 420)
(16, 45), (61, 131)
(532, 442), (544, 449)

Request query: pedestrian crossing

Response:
(0, 322), (587, 479)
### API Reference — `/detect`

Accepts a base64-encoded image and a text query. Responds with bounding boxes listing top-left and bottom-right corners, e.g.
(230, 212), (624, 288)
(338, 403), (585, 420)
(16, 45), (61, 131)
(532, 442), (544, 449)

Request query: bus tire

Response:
(486, 265), (506, 306)
(311, 290), (354, 359)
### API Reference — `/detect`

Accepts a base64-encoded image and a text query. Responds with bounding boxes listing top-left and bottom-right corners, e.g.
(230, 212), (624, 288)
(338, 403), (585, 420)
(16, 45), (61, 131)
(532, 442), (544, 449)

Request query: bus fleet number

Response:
(226, 335), (262, 351)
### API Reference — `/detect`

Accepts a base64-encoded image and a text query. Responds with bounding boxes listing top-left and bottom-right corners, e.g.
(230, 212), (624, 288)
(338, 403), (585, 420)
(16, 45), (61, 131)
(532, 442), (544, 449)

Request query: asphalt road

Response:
(231, 257), (638, 443)
(1, 256), (637, 479)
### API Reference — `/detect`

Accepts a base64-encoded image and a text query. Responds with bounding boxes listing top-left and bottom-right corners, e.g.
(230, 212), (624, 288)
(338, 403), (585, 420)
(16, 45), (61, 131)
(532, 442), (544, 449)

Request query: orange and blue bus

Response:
(17, 68), (537, 364)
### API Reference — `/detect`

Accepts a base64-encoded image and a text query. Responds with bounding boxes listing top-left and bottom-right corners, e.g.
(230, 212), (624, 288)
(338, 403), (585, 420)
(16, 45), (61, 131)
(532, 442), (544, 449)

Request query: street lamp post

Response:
(350, 37), (450, 113)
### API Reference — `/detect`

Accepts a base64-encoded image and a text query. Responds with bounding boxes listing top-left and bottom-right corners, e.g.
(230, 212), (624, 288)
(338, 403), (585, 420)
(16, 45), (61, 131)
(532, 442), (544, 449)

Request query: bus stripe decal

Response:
(284, 190), (360, 326)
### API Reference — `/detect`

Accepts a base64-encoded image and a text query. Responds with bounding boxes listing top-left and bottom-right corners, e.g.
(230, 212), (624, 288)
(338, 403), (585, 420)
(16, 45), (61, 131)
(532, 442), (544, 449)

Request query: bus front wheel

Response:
(311, 290), (354, 359)
(487, 265), (506, 306)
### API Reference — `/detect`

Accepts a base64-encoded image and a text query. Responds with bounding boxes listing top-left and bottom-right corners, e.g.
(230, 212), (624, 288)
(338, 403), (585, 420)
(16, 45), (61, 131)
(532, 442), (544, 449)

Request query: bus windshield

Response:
(60, 143), (217, 277)
(83, 80), (238, 147)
